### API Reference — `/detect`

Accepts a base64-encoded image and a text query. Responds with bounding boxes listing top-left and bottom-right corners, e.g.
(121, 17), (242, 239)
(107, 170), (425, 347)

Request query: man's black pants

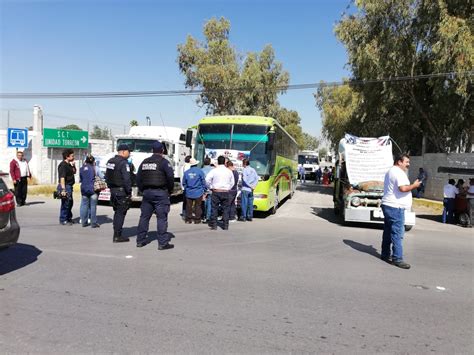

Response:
(14, 177), (28, 205)
(210, 191), (230, 228)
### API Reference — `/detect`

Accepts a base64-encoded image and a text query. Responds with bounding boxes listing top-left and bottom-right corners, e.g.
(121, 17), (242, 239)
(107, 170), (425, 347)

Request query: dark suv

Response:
(0, 172), (20, 248)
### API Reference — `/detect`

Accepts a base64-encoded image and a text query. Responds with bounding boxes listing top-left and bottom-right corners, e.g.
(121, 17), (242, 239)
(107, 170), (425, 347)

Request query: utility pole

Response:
(7, 110), (10, 128)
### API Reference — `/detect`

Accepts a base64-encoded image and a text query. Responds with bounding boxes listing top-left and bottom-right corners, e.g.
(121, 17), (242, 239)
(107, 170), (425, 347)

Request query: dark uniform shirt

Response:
(58, 161), (76, 186)
(105, 155), (132, 195)
(136, 154), (174, 194)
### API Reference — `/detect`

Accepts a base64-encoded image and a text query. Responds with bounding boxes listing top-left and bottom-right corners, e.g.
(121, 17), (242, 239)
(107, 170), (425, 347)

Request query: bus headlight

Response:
(351, 197), (361, 207)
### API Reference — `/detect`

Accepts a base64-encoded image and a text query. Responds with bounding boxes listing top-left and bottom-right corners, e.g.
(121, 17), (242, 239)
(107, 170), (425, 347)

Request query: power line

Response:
(1, 71), (472, 99)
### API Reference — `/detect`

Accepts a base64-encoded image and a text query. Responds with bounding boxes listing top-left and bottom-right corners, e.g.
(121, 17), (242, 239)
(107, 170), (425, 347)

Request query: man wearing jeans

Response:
(381, 154), (420, 269)
(239, 159), (259, 222)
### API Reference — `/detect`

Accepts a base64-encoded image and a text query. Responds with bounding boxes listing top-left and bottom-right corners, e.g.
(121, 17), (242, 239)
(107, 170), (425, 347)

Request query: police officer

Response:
(136, 141), (175, 250)
(105, 144), (132, 243)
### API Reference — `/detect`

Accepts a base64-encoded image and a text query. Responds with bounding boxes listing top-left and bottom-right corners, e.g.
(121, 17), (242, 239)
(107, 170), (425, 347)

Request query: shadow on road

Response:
(343, 239), (381, 259)
(122, 226), (138, 239)
(296, 184), (333, 195)
(311, 207), (341, 224)
(416, 214), (442, 223)
(0, 243), (42, 275)
(23, 201), (46, 206)
(96, 215), (113, 225)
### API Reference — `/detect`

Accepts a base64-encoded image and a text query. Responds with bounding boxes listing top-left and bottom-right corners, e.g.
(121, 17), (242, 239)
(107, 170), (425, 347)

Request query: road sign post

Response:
(43, 128), (89, 149)
(7, 128), (28, 148)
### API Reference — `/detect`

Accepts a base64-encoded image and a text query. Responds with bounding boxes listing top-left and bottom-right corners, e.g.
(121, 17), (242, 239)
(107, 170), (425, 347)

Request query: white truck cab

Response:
(333, 134), (416, 230)
(298, 150), (320, 179)
(97, 126), (191, 202)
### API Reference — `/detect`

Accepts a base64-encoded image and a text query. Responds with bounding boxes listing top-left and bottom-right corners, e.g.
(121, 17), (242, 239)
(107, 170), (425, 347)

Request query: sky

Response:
(0, 0), (351, 139)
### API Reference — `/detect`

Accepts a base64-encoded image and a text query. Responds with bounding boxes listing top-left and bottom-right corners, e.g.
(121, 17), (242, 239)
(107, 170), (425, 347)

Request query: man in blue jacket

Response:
(182, 158), (207, 224)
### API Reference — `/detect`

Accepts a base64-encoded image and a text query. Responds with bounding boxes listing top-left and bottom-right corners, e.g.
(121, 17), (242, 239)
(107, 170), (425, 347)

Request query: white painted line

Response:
(125, 255), (133, 259)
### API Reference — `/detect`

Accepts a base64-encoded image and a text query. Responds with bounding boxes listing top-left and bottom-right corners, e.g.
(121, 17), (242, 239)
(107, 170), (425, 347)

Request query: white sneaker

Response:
(229, 219), (236, 223)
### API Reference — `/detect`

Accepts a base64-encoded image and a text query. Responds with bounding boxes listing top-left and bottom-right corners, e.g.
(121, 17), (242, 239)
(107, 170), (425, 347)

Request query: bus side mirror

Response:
(267, 132), (275, 151)
(185, 130), (193, 148)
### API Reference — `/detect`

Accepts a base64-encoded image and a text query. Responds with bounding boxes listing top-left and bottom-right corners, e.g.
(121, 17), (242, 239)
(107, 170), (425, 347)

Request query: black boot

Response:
(113, 231), (129, 243)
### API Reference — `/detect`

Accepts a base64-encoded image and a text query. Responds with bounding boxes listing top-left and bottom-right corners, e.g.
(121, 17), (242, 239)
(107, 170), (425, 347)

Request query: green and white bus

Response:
(186, 115), (298, 213)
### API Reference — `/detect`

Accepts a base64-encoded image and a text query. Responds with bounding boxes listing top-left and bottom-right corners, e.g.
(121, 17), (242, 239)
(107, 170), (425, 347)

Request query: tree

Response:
(129, 120), (138, 127)
(90, 125), (112, 140)
(302, 132), (320, 151)
(330, 0), (473, 153)
(315, 81), (360, 151)
(177, 17), (305, 144)
(319, 147), (328, 161)
(59, 124), (82, 131)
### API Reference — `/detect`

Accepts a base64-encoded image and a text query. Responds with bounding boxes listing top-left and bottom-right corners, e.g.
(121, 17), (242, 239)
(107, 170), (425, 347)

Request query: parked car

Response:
(0, 172), (20, 249)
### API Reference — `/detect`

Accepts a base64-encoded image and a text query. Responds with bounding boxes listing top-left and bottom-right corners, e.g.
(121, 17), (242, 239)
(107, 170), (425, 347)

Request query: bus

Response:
(186, 115), (299, 214)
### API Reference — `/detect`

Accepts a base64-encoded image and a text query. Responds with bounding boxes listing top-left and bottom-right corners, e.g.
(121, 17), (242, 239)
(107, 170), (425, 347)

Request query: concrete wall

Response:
(0, 130), (113, 184)
(408, 153), (474, 201)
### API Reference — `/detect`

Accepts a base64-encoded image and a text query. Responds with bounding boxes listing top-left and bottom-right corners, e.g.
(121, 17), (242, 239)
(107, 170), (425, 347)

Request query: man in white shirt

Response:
(9, 151), (32, 206)
(205, 156), (235, 230)
(381, 154), (420, 269)
(442, 179), (458, 224)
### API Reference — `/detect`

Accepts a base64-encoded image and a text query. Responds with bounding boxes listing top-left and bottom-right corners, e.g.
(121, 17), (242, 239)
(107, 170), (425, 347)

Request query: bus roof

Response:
(197, 115), (298, 145)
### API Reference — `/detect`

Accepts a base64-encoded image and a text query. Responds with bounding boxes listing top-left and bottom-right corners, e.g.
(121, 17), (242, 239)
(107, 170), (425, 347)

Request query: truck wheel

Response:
(405, 225), (413, 232)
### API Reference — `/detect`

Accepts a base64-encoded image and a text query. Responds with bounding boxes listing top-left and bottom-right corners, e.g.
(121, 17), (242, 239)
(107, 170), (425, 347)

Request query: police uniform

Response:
(136, 141), (175, 250)
(105, 144), (132, 242)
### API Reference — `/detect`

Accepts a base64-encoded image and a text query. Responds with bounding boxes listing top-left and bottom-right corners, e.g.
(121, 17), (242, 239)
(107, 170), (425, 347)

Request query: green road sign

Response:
(43, 128), (89, 148)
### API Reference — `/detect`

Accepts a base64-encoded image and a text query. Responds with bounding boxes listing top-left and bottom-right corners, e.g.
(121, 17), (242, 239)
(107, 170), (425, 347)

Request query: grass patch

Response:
(413, 198), (443, 214)
(28, 184), (82, 197)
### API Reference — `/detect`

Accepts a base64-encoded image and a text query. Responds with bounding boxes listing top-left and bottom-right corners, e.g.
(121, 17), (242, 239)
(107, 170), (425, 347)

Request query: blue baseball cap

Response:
(117, 143), (130, 151)
(152, 141), (164, 153)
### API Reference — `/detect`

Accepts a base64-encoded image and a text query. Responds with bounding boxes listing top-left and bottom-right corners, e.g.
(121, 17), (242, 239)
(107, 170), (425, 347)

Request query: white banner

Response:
(205, 149), (250, 173)
(344, 134), (393, 185)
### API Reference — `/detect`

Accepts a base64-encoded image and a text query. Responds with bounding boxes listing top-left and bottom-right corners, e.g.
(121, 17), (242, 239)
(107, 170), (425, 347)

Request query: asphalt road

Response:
(1, 184), (472, 353)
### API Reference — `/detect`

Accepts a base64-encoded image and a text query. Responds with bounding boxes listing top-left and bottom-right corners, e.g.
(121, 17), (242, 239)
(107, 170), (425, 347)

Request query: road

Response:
(1, 184), (472, 353)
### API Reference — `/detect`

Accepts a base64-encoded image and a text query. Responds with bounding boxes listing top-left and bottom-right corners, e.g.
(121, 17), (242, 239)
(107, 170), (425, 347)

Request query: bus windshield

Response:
(298, 155), (319, 165)
(196, 124), (270, 175)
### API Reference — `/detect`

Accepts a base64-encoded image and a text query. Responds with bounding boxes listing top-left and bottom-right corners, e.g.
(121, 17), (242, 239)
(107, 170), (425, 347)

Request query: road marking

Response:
(42, 248), (124, 259)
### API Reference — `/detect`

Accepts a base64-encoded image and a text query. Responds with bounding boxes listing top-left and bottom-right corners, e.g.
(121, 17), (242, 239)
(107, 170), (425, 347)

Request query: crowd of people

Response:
(443, 178), (474, 226)
(50, 142), (259, 250)
(298, 165), (335, 185)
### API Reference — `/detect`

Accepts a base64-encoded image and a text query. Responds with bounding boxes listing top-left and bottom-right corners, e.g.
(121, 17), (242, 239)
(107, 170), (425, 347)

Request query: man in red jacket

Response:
(9, 151), (32, 206)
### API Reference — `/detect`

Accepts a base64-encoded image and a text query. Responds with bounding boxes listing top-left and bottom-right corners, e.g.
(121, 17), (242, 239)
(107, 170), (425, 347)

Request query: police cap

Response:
(152, 141), (164, 153)
(117, 143), (130, 152)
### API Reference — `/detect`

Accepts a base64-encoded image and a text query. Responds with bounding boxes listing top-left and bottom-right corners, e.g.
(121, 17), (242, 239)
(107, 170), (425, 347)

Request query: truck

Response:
(297, 150), (320, 180)
(97, 125), (191, 202)
(333, 134), (415, 230)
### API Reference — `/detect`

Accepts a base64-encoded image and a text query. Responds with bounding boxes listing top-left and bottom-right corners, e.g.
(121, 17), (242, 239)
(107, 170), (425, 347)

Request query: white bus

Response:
(298, 150), (320, 179)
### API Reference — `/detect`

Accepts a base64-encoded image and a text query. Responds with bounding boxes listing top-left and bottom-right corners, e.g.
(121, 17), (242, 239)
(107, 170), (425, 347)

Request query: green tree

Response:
(178, 17), (304, 144)
(129, 120), (138, 127)
(318, 147), (328, 161)
(59, 124), (82, 131)
(302, 132), (320, 151)
(315, 81), (360, 151)
(331, 0), (473, 153)
(90, 125), (112, 140)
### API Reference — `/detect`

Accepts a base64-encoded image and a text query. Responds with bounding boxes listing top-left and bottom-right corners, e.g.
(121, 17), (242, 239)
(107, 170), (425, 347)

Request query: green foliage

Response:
(178, 17), (308, 146)
(129, 120), (139, 127)
(90, 125), (111, 140)
(315, 81), (360, 152)
(59, 124), (82, 131)
(318, 147), (328, 160)
(301, 132), (320, 151)
(319, 0), (473, 153)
